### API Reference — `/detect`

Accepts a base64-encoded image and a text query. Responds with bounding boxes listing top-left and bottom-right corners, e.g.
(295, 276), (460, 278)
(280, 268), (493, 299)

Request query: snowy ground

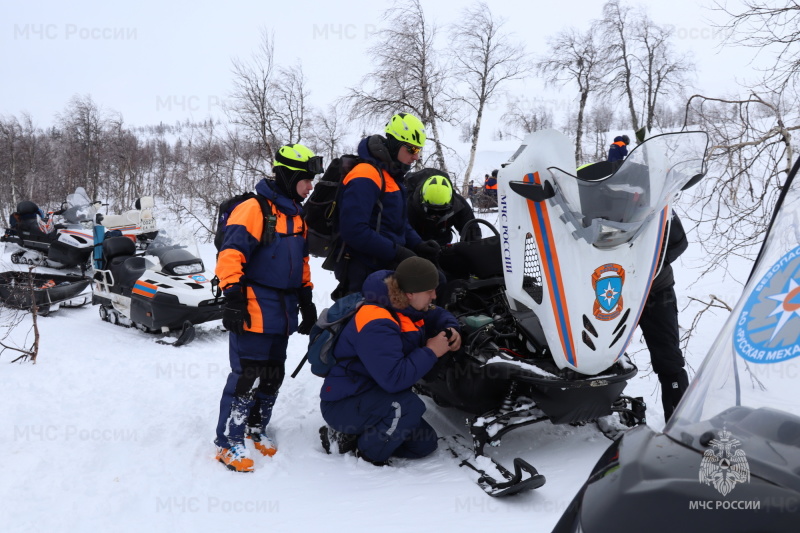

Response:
(0, 207), (747, 533)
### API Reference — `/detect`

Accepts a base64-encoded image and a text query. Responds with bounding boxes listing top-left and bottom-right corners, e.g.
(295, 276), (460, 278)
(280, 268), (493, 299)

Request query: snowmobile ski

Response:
(441, 434), (545, 497)
(156, 321), (196, 347)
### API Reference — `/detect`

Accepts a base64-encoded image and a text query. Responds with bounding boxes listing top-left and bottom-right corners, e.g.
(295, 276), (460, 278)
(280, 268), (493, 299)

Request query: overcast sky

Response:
(1, 0), (763, 130)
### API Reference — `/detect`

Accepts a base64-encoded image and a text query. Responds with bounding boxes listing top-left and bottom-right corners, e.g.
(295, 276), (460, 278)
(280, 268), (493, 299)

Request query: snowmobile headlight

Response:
(172, 263), (203, 275)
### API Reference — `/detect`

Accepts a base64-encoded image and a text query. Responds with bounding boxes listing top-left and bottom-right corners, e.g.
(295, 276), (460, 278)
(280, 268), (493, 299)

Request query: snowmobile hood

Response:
(663, 156), (800, 494)
(255, 178), (302, 216)
(556, 425), (799, 533)
(499, 129), (708, 375)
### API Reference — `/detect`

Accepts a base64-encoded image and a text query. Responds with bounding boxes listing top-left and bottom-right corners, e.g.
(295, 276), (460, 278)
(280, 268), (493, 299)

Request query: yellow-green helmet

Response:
(422, 175), (453, 206)
(274, 144), (323, 174)
(385, 113), (426, 147)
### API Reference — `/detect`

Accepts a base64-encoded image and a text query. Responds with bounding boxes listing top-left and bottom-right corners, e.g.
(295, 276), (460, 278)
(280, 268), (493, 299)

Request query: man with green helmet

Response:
(406, 168), (481, 247)
(332, 112), (442, 299)
(213, 143), (322, 472)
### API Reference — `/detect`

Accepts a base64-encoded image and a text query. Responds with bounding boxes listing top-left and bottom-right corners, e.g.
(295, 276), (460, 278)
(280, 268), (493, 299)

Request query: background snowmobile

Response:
(0, 270), (91, 315)
(92, 226), (224, 346)
(553, 157), (800, 533)
(2, 187), (99, 271)
(415, 130), (709, 495)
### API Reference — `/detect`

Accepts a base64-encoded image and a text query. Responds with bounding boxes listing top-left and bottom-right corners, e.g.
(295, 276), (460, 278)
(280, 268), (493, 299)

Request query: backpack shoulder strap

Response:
(253, 193), (277, 246)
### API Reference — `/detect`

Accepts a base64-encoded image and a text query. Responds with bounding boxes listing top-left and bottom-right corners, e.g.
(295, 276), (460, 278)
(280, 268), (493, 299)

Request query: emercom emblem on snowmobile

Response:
(698, 427), (751, 497)
(592, 263), (625, 320)
(734, 245), (800, 363)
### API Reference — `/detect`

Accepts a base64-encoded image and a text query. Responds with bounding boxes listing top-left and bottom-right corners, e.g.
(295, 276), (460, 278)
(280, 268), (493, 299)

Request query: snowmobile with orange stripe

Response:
(2, 187), (101, 271)
(416, 129), (709, 453)
(92, 228), (224, 346)
(553, 155), (800, 533)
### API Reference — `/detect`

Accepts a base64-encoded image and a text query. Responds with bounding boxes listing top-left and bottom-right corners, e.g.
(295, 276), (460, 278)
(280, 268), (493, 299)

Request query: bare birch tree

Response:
(601, 0), (693, 132)
(450, 1), (528, 192)
(537, 28), (604, 163)
(343, 0), (453, 172)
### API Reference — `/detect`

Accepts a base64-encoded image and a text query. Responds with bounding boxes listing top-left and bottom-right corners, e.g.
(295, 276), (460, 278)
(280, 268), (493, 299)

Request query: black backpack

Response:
(211, 192), (276, 297)
(304, 155), (385, 260)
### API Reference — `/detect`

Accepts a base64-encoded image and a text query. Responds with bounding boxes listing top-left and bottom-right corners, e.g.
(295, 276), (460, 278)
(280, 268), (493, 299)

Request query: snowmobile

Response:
(1, 187), (100, 271)
(552, 157), (800, 533)
(0, 271), (91, 315)
(91, 227), (224, 346)
(415, 129), (709, 495)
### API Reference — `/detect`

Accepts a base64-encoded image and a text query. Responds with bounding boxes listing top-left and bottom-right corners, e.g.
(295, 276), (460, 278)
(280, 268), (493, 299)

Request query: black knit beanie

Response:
(395, 256), (439, 293)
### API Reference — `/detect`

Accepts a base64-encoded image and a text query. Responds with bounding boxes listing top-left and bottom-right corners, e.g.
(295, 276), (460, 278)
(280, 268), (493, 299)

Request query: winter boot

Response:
(660, 370), (689, 422)
(246, 426), (277, 457)
(319, 426), (358, 455)
(215, 443), (254, 473)
(355, 448), (390, 467)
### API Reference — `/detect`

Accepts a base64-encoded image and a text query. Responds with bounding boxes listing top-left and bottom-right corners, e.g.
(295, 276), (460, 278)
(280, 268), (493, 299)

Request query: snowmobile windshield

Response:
(144, 228), (205, 276)
(665, 159), (800, 493)
(62, 187), (98, 224)
(547, 132), (708, 248)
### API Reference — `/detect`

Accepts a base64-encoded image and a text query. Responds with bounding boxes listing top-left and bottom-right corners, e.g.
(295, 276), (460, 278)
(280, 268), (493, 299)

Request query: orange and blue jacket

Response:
(320, 270), (459, 401)
(608, 137), (629, 162)
(215, 179), (312, 335)
(338, 137), (422, 269)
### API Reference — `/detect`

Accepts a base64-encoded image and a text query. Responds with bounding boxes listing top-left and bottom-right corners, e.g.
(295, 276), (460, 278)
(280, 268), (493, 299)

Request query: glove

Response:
(296, 286), (317, 335)
(222, 288), (250, 335)
(413, 239), (441, 261)
(394, 245), (417, 264)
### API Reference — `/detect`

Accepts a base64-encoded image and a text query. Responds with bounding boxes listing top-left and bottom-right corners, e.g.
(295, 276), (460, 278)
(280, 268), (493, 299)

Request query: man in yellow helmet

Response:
(406, 168), (481, 246)
(332, 113), (441, 299)
(213, 143), (322, 472)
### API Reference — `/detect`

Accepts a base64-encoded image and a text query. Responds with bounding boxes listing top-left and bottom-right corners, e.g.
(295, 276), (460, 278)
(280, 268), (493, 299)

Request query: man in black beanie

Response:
(319, 257), (462, 465)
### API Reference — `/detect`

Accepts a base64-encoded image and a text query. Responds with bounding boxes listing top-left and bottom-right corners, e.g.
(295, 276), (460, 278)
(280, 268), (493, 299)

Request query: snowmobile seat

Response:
(441, 236), (503, 280)
(112, 256), (147, 290)
(102, 236), (136, 266)
(102, 237), (145, 290)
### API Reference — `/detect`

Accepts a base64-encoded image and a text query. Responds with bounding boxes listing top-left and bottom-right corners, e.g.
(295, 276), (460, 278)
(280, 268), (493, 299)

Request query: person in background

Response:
(607, 134), (630, 163)
(406, 168), (481, 246)
(213, 143), (321, 472)
(484, 169), (498, 198)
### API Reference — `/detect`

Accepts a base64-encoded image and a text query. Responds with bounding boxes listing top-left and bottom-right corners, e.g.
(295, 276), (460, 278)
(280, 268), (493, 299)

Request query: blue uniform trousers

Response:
(214, 332), (288, 448)
(321, 388), (438, 462)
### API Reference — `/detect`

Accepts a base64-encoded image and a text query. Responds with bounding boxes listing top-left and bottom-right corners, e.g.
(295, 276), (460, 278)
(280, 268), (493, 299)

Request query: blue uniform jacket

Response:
(608, 136), (629, 162)
(338, 137), (422, 270)
(320, 269), (459, 401)
(215, 179), (312, 335)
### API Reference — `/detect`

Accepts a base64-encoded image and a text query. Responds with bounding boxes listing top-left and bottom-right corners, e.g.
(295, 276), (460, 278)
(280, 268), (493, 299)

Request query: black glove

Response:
(394, 245), (417, 264)
(296, 286), (317, 335)
(414, 239), (441, 261)
(222, 288), (250, 335)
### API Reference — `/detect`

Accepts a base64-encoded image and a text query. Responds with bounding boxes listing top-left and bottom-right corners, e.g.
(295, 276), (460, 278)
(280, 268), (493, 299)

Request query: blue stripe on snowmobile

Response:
(526, 172), (577, 367)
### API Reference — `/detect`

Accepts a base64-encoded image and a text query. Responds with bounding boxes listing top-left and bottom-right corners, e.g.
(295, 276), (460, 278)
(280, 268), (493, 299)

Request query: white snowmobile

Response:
(416, 129), (709, 496)
(553, 155), (800, 532)
(92, 226), (224, 346)
(2, 187), (100, 271)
